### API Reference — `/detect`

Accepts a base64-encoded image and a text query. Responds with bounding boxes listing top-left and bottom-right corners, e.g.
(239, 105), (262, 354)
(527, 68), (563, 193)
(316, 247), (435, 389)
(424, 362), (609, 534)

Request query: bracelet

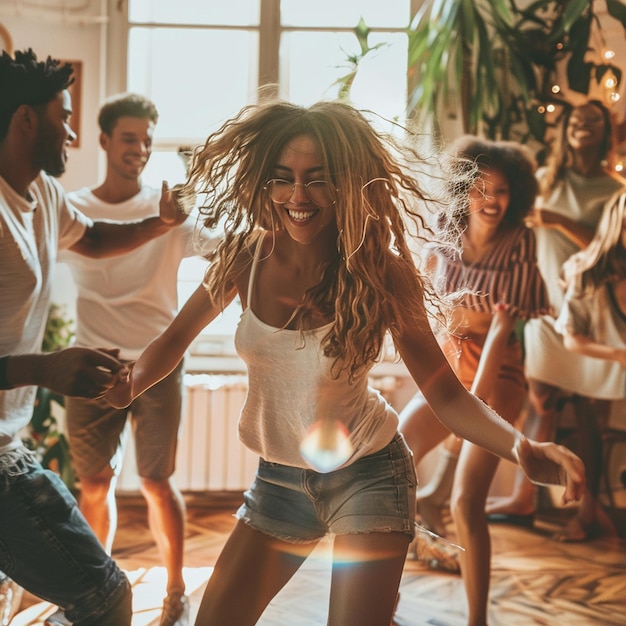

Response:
(0, 356), (13, 390)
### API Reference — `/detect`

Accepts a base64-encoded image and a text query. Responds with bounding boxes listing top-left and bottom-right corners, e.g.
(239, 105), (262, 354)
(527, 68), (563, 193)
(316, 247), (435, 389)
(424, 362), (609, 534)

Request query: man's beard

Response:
(33, 123), (66, 178)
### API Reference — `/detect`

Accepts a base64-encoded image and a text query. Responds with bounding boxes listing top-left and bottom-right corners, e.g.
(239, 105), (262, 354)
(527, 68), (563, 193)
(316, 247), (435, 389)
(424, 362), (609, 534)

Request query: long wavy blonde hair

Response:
(182, 100), (465, 380)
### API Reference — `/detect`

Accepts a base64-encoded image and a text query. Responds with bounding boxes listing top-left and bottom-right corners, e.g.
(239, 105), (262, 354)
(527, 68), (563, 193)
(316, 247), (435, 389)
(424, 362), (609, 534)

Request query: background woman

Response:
(399, 136), (552, 625)
(551, 189), (626, 540)
(487, 101), (624, 533)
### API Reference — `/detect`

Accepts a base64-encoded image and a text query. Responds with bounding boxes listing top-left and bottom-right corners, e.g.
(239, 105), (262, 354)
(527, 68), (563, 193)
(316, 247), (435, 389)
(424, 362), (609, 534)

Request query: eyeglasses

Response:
(264, 179), (337, 208)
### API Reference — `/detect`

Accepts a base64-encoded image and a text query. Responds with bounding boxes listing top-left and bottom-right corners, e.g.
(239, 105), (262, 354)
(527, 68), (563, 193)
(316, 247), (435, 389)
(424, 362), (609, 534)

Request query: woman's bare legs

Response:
(414, 434), (462, 536)
(398, 394), (453, 535)
(195, 521), (317, 625)
(451, 442), (499, 626)
(328, 532), (411, 626)
(451, 378), (525, 626)
(554, 397), (617, 541)
(399, 393), (451, 464)
(486, 379), (561, 518)
(195, 521), (410, 626)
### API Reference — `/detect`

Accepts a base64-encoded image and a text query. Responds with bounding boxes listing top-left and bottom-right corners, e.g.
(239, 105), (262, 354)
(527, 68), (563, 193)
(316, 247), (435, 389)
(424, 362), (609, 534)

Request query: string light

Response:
(600, 68), (621, 106)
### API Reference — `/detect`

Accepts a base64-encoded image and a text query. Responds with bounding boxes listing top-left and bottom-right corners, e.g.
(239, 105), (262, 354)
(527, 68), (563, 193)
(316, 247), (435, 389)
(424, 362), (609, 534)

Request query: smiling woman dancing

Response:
(105, 100), (585, 626)
(399, 136), (555, 625)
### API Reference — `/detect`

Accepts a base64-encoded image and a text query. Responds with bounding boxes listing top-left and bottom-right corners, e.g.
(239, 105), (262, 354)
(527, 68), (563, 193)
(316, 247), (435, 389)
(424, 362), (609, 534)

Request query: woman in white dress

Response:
(552, 190), (626, 539)
(487, 101), (623, 539)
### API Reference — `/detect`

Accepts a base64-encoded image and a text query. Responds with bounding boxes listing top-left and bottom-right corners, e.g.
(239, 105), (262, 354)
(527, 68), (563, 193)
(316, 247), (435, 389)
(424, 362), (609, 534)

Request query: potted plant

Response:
(336, 0), (626, 147)
(21, 304), (76, 491)
(407, 0), (626, 142)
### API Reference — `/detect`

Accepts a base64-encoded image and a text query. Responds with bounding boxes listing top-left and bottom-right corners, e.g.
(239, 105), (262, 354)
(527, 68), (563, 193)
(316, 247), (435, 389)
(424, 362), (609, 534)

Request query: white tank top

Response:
(234, 238), (398, 469)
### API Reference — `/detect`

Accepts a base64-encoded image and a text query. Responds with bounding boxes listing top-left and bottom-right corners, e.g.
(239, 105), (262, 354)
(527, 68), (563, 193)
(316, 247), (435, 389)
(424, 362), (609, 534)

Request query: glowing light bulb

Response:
(604, 49), (616, 60)
(546, 104), (556, 113)
(610, 93), (621, 103)
(537, 105), (546, 114)
(300, 418), (353, 472)
(606, 77), (617, 89)
(551, 84), (561, 94)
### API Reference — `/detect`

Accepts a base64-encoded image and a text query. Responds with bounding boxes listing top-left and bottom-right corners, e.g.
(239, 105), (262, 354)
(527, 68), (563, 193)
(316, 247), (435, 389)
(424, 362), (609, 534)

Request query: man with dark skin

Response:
(0, 49), (186, 625)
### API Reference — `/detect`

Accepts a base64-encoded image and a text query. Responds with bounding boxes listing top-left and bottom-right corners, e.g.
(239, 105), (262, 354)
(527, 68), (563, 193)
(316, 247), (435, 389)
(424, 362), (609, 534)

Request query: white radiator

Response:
(176, 374), (257, 491)
(116, 374), (257, 493)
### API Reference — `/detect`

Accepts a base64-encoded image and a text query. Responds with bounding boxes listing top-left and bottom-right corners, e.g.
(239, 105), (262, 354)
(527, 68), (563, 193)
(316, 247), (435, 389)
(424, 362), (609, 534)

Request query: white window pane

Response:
(138, 151), (188, 189)
(281, 32), (408, 125)
(177, 258), (242, 337)
(129, 0), (259, 25)
(128, 28), (258, 141)
(202, 299), (242, 336)
(281, 0), (410, 28)
(178, 275), (242, 336)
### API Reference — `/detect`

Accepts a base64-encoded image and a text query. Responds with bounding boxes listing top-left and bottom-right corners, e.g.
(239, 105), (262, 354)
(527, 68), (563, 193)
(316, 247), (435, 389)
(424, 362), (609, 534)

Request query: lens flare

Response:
(300, 418), (353, 472)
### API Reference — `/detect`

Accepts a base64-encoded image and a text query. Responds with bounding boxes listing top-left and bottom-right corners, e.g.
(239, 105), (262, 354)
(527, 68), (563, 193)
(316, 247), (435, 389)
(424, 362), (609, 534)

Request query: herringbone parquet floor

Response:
(12, 493), (626, 626)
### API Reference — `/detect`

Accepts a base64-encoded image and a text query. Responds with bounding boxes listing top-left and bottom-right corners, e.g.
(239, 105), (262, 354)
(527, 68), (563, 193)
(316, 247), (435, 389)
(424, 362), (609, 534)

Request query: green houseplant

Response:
(336, 0), (626, 146)
(21, 304), (76, 491)
(407, 0), (626, 142)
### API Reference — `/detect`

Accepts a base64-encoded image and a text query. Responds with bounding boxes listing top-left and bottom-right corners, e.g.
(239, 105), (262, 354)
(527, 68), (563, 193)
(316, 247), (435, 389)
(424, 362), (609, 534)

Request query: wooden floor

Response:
(12, 493), (626, 626)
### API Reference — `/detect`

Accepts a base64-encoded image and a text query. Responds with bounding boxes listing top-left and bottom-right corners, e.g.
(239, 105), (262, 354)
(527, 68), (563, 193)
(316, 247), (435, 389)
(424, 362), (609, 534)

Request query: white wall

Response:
(0, 1), (114, 313)
(0, 4), (110, 191)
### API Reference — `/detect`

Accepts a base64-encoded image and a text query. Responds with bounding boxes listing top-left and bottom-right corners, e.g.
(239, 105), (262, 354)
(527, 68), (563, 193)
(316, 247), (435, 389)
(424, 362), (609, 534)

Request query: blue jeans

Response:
(0, 447), (131, 625)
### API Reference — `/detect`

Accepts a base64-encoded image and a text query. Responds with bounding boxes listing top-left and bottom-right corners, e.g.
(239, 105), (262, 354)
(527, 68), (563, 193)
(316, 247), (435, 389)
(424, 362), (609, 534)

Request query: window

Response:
(114, 0), (414, 337)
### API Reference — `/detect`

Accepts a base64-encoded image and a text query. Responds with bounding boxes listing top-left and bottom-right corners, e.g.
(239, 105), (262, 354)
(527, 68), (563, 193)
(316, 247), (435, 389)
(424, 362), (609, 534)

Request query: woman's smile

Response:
(272, 134), (337, 244)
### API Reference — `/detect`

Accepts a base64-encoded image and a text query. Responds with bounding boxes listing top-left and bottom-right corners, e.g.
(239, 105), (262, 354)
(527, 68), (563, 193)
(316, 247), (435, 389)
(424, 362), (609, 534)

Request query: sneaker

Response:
(413, 525), (461, 573)
(44, 609), (72, 626)
(160, 590), (189, 626)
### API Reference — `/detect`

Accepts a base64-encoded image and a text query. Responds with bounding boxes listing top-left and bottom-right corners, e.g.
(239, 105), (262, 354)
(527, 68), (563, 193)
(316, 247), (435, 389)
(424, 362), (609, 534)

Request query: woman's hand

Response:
(525, 208), (594, 248)
(513, 437), (586, 505)
(524, 208), (559, 229)
(103, 363), (134, 408)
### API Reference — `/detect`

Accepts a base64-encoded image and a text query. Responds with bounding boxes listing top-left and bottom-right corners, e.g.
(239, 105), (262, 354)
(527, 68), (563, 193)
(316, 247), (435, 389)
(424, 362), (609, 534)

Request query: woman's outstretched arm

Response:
(391, 269), (585, 504)
(105, 282), (237, 408)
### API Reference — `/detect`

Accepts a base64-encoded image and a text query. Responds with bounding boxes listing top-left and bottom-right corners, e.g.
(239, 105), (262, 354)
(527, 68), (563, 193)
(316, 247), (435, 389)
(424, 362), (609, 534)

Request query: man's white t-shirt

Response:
(0, 173), (92, 446)
(61, 186), (217, 360)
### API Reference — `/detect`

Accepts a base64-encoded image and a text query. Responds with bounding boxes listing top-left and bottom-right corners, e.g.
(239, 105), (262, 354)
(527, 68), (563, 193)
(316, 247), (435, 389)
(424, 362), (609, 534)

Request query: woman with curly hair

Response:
(399, 136), (553, 625)
(105, 101), (584, 626)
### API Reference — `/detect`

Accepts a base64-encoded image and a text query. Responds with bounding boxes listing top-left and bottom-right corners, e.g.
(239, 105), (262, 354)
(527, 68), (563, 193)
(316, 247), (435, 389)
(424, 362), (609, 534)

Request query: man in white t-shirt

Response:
(61, 92), (217, 626)
(0, 49), (188, 626)
(61, 93), (214, 626)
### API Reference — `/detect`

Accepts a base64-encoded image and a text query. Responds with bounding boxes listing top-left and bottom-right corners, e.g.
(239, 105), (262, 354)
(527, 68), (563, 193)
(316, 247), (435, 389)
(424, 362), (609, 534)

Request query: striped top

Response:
(433, 224), (551, 320)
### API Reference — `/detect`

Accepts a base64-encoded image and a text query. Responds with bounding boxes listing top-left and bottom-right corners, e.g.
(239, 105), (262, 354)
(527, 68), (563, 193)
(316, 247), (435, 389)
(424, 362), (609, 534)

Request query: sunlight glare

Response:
(300, 418), (353, 472)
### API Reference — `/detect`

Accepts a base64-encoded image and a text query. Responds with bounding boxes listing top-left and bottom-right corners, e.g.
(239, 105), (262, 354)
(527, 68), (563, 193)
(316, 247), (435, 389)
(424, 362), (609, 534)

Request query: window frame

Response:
(107, 0), (421, 152)
(106, 0), (421, 344)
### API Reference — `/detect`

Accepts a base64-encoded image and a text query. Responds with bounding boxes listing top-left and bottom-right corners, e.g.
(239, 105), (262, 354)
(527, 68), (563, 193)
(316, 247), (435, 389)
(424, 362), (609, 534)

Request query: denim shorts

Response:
(0, 447), (132, 625)
(236, 433), (417, 543)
